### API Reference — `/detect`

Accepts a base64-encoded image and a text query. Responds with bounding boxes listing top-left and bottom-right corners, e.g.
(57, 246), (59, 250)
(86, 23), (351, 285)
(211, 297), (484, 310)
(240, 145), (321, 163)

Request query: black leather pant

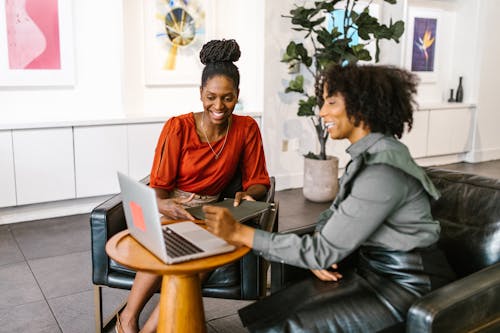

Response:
(239, 245), (455, 333)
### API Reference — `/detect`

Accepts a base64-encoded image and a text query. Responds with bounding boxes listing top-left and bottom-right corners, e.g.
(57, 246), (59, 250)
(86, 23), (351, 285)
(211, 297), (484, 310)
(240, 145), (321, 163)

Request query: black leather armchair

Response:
(406, 167), (500, 332)
(90, 175), (277, 333)
(260, 168), (500, 332)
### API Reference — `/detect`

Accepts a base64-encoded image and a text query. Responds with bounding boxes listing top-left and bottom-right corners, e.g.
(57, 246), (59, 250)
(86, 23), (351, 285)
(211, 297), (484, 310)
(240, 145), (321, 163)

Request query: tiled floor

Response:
(1, 160), (499, 333)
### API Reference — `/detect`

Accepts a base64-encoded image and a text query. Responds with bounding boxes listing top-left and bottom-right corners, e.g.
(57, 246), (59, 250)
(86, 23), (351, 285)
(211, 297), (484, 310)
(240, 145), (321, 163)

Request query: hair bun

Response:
(199, 39), (241, 65)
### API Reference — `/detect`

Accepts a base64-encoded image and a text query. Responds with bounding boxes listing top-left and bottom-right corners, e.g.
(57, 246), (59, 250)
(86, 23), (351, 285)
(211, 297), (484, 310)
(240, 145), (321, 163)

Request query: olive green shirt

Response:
(253, 133), (441, 269)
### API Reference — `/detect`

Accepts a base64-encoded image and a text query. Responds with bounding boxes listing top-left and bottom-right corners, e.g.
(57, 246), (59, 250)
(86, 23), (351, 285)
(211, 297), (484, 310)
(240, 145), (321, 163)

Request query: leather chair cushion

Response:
(425, 168), (500, 277)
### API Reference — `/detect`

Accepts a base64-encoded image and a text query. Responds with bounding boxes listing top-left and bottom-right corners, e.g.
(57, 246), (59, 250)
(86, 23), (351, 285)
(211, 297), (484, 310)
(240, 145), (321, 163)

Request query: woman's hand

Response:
(157, 194), (196, 220)
(310, 264), (343, 282)
(233, 191), (255, 207)
(203, 206), (255, 247)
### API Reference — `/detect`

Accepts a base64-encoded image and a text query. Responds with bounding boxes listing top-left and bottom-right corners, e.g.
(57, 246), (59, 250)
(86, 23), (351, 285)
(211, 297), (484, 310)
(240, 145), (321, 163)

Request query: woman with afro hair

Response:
(204, 64), (455, 332)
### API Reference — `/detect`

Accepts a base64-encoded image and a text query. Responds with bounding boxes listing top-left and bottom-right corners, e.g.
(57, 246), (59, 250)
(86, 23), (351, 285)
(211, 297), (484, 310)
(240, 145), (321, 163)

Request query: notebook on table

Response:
(186, 198), (271, 223)
(117, 172), (236, 264)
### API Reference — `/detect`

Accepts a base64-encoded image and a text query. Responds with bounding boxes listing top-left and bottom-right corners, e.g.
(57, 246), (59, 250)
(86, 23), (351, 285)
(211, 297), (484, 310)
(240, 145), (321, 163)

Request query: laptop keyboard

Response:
(163, 227), (203, 258)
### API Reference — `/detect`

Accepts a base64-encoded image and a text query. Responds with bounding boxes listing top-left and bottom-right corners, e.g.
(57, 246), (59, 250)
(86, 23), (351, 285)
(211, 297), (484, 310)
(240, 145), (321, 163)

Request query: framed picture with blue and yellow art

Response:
(143, 0), (212, 86)
(405, 6), (442, 83)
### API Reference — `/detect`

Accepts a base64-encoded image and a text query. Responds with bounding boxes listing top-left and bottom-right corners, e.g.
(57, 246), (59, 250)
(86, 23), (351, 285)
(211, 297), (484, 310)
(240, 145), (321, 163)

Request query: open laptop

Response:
(117, 172), (236, 264)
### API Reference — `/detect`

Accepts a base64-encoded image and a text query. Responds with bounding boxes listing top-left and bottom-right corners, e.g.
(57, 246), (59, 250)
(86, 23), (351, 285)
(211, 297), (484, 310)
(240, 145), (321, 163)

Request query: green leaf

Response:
(383, 0), (397, 4)
(304, 151), (321, 159)
(285, 75), (305, 94)
(391, 21), (405, 40)
(297, 96), (317, 116)
(295, 43), (312, 67)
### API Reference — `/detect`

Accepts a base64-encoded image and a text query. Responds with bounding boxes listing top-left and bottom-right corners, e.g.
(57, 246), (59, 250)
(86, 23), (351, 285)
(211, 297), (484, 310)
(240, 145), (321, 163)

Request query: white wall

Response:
(467, 0), (500, 162)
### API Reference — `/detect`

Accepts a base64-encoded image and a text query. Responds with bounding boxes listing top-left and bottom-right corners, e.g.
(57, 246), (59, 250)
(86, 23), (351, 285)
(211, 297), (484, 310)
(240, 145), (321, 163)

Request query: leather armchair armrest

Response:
(90, 193), (125, 285)
(90, 175), (149, 285)
(407, 263), (500, 333)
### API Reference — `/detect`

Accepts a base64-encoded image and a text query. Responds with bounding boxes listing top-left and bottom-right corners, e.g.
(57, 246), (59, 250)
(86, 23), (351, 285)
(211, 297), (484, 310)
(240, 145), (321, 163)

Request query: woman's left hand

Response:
(310, 264), (343, 282)
(233, 191), (255, 206)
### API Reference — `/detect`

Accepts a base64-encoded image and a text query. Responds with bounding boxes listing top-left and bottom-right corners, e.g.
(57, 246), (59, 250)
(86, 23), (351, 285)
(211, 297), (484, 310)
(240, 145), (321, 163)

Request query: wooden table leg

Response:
(157, 274), (207, 333)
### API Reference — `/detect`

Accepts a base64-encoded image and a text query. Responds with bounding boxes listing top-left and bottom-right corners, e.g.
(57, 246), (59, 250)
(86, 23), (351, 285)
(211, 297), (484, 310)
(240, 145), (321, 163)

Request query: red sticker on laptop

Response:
(129, 201), (146, 231)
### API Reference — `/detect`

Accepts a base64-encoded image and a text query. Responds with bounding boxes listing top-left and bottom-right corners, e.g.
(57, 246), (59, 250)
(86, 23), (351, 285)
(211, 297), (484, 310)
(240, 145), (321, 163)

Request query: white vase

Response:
(303, 156), (339, 203)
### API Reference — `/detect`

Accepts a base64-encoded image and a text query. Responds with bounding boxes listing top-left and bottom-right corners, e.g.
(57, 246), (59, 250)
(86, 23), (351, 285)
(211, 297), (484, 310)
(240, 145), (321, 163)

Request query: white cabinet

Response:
(427, 107), (473, 156)
(400, 110), (429, 158)
(0, 130), (16, 207)
(74, 125), (128, 197)
(12, 128), (75, 205)
(127, 122), (165, 180)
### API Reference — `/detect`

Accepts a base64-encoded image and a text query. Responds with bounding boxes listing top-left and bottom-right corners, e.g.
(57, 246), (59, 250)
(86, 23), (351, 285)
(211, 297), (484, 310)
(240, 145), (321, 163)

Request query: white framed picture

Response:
(404, 6), (442, 83)
(143, 0), (212, 86)
(0, 0), (75, 86)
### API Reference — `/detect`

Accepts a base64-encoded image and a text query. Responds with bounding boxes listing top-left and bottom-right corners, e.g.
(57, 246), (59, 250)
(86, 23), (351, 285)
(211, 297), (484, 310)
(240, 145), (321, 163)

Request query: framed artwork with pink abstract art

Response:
(0, 0), (74, 86)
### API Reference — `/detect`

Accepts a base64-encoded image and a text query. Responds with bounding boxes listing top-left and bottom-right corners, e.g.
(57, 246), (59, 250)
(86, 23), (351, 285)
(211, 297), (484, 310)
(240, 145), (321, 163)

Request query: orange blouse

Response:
(150, 113), (270, 196)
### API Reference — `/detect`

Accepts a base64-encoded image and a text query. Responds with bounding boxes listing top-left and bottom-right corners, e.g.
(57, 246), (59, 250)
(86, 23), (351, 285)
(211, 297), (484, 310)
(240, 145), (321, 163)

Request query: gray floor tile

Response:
(208, 313), (248, 333)
(203, 297), (254, 321)
(11, 214), (90, 260)
(207, 323), (219, 333)
(0, 300), (61, 333)
(138, 294), (160, 328)
(99, 287), (158, 332)
(0, 262), (44, 308)
(0, 225), (24, 266)
(101, 287), (130, 325)
(48, 290), (94, 333)
(29, 251), (93, 299)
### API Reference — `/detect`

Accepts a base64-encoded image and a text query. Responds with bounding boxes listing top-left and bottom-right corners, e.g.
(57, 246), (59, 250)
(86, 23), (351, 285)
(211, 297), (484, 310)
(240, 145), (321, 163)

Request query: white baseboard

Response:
(465, 147), (500, 163)
(0, 195), (112, 225)
(415, 153), (468, 167)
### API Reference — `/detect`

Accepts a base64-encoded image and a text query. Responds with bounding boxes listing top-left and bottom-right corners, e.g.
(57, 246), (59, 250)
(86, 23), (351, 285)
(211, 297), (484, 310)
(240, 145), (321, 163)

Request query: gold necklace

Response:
(201, 112), (230, 160)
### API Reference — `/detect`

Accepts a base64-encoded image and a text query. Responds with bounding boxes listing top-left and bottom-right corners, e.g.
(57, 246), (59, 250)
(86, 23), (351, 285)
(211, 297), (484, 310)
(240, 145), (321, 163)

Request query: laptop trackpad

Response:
(182, 229), (228, 250)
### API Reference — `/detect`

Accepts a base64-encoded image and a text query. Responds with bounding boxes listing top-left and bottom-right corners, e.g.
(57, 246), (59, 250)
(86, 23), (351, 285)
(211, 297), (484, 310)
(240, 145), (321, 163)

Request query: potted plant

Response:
(281, 0), (404, 202)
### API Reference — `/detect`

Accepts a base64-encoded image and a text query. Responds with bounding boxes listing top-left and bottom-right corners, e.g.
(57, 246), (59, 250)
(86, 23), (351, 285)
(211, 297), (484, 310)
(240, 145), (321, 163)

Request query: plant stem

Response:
(311, 116), (327, 160)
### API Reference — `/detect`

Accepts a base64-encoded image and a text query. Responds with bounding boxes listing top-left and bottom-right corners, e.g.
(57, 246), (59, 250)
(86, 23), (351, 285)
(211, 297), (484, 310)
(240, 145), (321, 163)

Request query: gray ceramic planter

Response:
(303, 156), (339, 203)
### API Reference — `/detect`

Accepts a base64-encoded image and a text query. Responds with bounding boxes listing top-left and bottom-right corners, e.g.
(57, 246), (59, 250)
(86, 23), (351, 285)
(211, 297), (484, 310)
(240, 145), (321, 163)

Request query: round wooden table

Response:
(106, 228), (250, 333)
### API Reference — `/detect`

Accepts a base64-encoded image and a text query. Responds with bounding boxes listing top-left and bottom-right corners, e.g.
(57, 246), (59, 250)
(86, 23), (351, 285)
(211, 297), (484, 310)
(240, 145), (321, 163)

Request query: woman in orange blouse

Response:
(116, 39), (270, 333)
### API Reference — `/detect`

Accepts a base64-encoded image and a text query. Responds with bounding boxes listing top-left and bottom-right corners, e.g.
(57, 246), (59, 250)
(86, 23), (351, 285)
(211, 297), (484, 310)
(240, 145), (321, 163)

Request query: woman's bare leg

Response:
(118, 271), (161, 333)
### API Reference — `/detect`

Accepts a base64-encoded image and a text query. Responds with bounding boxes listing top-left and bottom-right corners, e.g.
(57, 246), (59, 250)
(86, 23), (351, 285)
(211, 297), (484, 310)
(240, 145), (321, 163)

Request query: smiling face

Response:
(319, 86), (370, 143)
(200, 75), (239, 126)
